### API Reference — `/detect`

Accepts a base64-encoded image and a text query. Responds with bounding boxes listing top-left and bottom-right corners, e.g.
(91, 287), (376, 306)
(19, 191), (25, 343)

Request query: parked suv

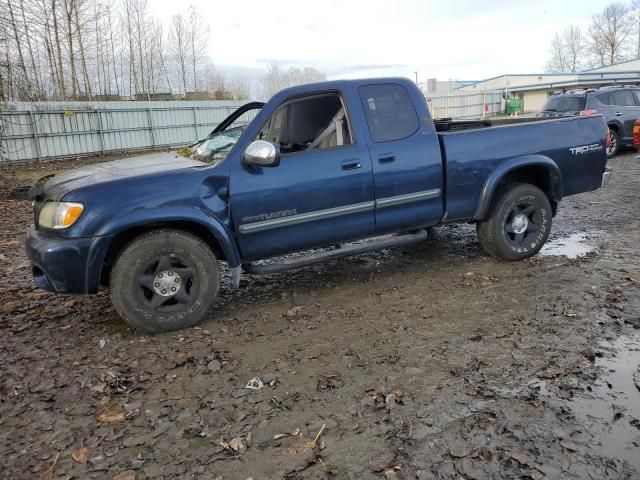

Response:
(538, 85), (640, 157)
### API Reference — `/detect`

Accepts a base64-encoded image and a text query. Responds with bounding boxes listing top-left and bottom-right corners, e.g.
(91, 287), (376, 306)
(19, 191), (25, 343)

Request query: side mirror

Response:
(243, 140), (280, 167)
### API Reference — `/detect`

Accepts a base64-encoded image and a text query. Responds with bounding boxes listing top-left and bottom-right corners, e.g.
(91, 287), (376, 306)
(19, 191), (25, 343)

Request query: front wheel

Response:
(477, 183), (552, 261)
(110, 229), (220, 333)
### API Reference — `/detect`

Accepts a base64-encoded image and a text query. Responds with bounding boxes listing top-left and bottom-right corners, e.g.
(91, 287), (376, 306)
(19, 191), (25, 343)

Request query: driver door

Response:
(229, 91), (375, 262)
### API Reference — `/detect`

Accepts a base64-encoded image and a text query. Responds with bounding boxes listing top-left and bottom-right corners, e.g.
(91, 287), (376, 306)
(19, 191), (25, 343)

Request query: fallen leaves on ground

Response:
(71, 443), (90, 464)
(228, 436), (247, 454)
(39, 452), (60, 480)
(96, 406), (126, 424)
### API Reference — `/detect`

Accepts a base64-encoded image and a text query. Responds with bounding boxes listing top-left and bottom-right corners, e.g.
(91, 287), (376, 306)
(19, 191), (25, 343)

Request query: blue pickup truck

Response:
(26, 78), (611, 332)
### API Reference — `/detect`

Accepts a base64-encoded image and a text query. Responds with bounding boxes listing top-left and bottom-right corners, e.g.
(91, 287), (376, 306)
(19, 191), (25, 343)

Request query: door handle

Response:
(341, 159), (361, 170)
(615, 112), (623, 116)
(378, 155), (396, 164)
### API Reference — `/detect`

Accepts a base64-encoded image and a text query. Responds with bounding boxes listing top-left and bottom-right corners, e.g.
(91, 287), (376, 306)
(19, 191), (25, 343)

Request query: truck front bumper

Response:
(25, 225), (111, 294)
(602, 166), (612, 188)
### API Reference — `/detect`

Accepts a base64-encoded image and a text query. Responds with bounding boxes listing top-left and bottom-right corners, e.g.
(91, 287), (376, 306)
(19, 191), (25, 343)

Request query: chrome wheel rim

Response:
(152, 270), (182, 297)
(607, 134), (617, 156)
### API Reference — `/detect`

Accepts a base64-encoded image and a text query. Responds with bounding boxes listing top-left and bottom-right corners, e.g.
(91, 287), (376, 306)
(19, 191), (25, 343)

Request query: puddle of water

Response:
(570, 334), (640, 470)
(540, 232), (600, 259)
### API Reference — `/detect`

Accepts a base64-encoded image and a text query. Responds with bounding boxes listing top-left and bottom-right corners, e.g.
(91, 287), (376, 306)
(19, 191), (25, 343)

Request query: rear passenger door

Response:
(357, 83), (444, 234)
(610, 90), (640, 141)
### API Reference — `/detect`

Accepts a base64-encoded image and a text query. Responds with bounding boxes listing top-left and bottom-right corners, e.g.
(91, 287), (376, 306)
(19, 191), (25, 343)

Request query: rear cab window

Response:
(541, 95), (586, 113)
(358, 84), (420, 142)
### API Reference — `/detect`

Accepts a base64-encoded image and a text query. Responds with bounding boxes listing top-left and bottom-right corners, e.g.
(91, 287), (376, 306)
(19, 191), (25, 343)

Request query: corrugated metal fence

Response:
(425, 91), (502, 120)
(0, 93), (503, 163)
(0, 101), (252, 163)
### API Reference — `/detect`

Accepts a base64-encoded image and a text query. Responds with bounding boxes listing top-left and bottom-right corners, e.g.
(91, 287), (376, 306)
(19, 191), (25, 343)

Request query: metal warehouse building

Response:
(454, 59), (640, 113)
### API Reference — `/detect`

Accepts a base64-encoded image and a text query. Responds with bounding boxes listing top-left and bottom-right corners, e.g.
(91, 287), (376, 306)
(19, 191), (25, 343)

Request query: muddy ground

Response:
(0, 152), (639, 480)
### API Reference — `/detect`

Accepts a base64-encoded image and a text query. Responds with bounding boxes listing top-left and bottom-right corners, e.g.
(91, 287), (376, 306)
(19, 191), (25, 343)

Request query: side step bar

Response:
(242, 229), (428, 275)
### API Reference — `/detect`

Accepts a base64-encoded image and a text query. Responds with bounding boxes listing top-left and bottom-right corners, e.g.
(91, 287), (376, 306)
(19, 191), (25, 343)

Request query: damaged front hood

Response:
(31, 152), (205, 201)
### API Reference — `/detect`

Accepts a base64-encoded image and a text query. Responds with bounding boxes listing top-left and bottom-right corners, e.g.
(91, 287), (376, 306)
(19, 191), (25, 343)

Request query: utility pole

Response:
(414, 71), (418, 84)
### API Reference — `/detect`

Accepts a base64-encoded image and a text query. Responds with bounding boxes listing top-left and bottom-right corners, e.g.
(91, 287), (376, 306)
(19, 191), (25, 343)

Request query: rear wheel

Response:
(110, 229), (219, 333)
(607, 128), (619, 158)
(477, 183), (552, 261)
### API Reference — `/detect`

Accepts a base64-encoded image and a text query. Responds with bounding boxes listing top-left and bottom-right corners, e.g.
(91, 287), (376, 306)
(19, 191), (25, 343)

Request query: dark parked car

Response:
(538, 85), (640, 157)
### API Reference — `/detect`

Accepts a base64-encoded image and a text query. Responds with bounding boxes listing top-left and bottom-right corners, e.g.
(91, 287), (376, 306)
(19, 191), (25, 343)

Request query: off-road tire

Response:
(477, 183), (552, 261)
(110, 229), (219, 333)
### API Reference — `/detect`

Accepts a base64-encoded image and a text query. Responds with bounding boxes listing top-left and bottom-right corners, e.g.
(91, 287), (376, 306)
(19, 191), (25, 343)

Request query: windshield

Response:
(182, 126), (246, 163)
(541, 95), (586, 112)
(177, 102), (264, 164)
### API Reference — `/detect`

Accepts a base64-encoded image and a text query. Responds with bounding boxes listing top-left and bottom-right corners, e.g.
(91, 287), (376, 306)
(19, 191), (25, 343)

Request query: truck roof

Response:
(272, 77), (416, 99)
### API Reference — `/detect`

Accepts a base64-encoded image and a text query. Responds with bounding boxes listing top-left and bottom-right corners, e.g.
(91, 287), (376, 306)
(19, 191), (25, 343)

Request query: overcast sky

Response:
(148, 0), (610, 83)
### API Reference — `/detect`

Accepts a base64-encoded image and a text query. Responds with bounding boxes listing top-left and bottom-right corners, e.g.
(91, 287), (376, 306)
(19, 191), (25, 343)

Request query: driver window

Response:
(258, 93), (353, 155)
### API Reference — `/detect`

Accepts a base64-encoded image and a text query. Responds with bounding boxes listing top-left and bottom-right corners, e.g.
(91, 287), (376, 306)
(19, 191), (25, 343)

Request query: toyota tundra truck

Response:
(26, 78), (611, 332)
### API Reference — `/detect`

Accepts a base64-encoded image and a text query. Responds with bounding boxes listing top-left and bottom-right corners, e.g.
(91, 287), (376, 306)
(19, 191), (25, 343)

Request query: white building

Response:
(452, 59), (640, 113)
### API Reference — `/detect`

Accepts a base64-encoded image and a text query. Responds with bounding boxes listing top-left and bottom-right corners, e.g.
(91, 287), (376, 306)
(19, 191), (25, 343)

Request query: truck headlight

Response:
(38, 202), (84, 229)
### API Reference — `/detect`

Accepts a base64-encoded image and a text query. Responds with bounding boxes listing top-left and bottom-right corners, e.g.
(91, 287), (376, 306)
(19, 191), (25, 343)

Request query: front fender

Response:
(95, 207), (242, 267)
(473, 155), (563, 221)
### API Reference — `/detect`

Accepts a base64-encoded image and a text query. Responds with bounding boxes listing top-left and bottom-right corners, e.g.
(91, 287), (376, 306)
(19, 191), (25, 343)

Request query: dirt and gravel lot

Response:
(0, 152), (639, 480)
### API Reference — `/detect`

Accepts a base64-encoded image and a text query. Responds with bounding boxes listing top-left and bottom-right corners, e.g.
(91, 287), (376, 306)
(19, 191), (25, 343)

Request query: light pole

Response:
(414, 71), (418, 84)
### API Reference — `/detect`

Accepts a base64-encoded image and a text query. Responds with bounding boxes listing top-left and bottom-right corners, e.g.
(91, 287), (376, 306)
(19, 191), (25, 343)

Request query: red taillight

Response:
(607, 130), (612, 149)
(633, 120), (640, 149)
(579, 109), (598, 116)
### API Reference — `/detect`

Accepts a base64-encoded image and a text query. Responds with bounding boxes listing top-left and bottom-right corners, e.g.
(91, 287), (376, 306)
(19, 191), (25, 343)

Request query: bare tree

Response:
(632, 0), (640, 58)
(262, 62), (285, 99)
(169, 13), (189, 94)
(565, 25), (585, 72)
(121, 0), (137, 95)
(131, 0), (148, 94)
(62, 0), (80, 97)
(0, 6), (10, 101)
(187, 4), (209, 91)
(73, 0), (92, 98)
(0, 0), (239, 101)
(37, 0), (62, 98)
(143, 18), (165, 94)
(588, 2), (633, 67)
(262, 62), (327, 99)
(52, 0), (67, 97)
(6, 0), (33, 96)
(201, 60), (226, 94)
(546, 33), (568, 73)
(293, 66), (327, 84)
(229, 75), (251, 100)
(19, 0), (43, 96)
